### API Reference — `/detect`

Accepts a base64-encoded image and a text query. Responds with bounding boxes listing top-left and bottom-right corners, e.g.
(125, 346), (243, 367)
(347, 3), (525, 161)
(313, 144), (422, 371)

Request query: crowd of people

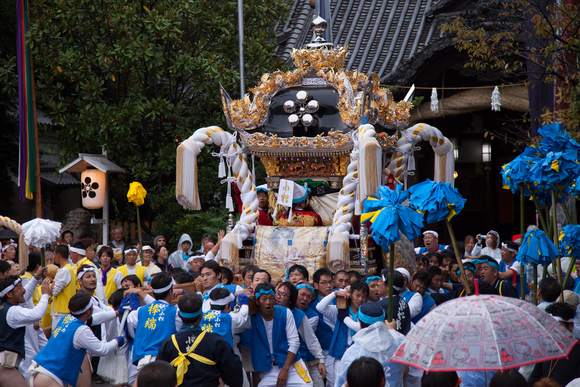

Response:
(0, 224), (579, 387)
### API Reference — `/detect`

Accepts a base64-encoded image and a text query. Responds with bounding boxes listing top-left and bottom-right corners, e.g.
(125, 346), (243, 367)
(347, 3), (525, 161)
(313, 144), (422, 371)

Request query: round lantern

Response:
(81, 169), (106, 209)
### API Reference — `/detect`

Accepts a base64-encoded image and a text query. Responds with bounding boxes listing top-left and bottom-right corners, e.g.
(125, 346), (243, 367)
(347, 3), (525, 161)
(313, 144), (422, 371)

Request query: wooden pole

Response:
(446, 219), (471, 294)
(31, 60), (41, 218)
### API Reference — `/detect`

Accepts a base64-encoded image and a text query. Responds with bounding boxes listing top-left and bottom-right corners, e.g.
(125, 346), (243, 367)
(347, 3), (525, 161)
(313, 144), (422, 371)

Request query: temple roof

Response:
(275, 0), (471, 84)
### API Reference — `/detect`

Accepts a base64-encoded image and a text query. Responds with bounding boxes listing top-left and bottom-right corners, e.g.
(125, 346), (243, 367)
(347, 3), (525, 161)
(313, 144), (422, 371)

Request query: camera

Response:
(478, 235), (486, 240)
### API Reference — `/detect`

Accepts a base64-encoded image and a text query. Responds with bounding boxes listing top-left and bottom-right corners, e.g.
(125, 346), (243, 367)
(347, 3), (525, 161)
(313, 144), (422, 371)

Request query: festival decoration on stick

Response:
(407, 179), (470, 294)
(516, 229), (559, 304)
(127, 182), (147, 262)
(21, 218), (62, 266)
(559, 224), (580, 292)
(362, 184), (424, 321)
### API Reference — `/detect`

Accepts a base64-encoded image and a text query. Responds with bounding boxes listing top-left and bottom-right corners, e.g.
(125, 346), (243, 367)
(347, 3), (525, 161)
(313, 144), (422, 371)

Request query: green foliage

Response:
(440, 0), (580, 138)
(148, 183), (234, 247)
(0, 0), (290, 229)
(412, 96), (424, 107)
(0, 0), (19, 215)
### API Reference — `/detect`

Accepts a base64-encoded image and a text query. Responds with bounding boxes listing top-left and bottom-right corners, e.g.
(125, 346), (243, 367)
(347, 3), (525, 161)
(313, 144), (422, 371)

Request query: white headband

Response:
(153, 278), (177, 294)
(423, 230), (438, 238)
(210, 293), (235, 306)
(142, 246), (154, 252)
(1, 240), (17, 252)
(77, 266), (97, 280)
(552, 316), (574, 323)
(0, 278), (22, 297)
(381, 274), (402, 292)
(187, 255), (205, 263)
(69, 247), (86, 255)
(501, 243), (518, 254)
(395, 268), (411, 281)
(124, 248), (138, 254)
(71, 298), (94, 315)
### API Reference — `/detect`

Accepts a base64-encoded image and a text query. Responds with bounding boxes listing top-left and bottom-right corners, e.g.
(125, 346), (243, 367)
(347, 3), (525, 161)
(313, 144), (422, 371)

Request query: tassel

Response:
(218, 157), (226, 178)
(354, 182), (361, 216)
(491, 86), (501, 111)
(430, 87), (439, 113)
(237, 231), (243, 249)
(225, 161), (234, 212)
(226, 194), (234, 212)
(252, 154), (256, 186)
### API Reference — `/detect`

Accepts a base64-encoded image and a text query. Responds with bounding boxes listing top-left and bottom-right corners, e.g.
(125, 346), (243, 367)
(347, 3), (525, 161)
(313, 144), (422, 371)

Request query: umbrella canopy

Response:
(560, 224), (580, 258)
(21, 218), (62, 249)
(517, 229), (559, 266)
(407, 179), (466, 224)
(361, 184), (424, 252)
(391, 295), (577, 372)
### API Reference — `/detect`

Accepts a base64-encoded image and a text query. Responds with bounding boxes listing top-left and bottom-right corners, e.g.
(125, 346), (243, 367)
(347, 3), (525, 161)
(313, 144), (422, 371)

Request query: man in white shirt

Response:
(76, 264), (120, 387)
(28, 292), (122, 387)
(241, 283), (312, 387)
(197, 261), (242, 313)
(0, 273), (50, 387)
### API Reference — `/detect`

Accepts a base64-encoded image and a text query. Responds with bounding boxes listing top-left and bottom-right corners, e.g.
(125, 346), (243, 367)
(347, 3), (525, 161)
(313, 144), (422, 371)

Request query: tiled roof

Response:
(275, 0), (466, 83)
(40, 172), (80, 186)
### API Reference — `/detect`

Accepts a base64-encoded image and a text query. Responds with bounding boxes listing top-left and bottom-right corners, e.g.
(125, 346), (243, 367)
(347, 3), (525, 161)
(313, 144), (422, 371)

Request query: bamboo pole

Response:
(562, 256), (575, 294)
(551, 189), (562, 289)
(388, 245), (394, 322)
(562, 201), (573, 225)
(136, 204), (143, 265)
(533, 265), (538, 305)
(528, 187), (548, 232)
(520, 184), (525, 300)
(446, 219), (471, 294)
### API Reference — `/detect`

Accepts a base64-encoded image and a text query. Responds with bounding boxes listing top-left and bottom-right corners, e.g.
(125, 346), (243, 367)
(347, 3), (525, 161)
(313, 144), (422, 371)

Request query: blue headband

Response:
(471, 259), (499, 270)
(255, 289), (275, 299)
(365, 276), (380, 284)
(296, 284), (315, 294)
(287, 267), (308, 280)
(358, 309), (385, 325)
(456, 266), (476, 277)
(179, 308), (203, 319)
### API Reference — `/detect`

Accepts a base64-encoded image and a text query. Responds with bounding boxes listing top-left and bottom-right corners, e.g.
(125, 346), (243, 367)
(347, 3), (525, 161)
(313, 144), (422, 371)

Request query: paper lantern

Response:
(81, 169), (106, 209)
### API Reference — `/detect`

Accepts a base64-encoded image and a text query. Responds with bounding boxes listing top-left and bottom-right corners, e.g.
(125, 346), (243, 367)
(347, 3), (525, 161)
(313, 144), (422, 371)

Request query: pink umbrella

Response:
(391, 295), (577, 371)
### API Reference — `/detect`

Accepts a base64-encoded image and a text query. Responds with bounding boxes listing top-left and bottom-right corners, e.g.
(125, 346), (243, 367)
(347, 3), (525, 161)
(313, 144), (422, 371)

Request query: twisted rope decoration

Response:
(176, 126), (259, 244)
(387, 123), (454, 185)
(0, 216), (27, 266)
(0, 216), (23, 235)
(330, 124), (377, 234)
(326, 124), (377, 272)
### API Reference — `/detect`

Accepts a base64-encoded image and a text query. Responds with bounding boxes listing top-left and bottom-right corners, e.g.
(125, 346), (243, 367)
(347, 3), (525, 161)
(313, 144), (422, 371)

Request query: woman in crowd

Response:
(153, 245), (174, 273)
(469, 230), (501, 263)
(140, 245), (161, 275)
